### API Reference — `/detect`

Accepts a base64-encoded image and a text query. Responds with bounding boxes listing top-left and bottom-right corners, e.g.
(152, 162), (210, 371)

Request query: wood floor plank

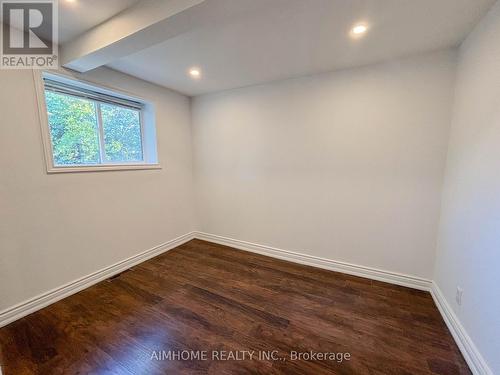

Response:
(0, 239), (471, 374)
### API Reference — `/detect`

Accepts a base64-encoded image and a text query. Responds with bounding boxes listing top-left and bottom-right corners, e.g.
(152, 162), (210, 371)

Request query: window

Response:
(35, 71), (159, 173)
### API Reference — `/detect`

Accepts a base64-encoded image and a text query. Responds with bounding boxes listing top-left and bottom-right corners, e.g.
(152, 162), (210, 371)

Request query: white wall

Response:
(434, 2), (500, 373)
(0, 67), (195, 312)
(192, 50), (457, 279)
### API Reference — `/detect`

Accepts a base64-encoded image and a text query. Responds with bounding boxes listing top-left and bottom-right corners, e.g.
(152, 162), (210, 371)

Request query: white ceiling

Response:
(59, 0), (141, 43)
(61, 0), (495, 96)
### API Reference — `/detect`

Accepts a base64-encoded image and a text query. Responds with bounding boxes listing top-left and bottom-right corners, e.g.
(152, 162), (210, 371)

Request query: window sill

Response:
(47, 164), (162, 174)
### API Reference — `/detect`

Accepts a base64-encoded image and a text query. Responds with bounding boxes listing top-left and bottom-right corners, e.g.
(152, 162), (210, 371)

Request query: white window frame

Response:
(34, 70), (161, 173)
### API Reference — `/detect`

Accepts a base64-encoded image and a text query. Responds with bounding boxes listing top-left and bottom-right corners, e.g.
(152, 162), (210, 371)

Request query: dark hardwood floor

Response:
(0, 239), (470, 374)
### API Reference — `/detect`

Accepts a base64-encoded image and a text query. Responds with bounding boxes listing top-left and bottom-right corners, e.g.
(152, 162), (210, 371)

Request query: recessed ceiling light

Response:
(350, 23), (368, 38)
(189, 68), (201, 79)
(65, 0), (77, 3)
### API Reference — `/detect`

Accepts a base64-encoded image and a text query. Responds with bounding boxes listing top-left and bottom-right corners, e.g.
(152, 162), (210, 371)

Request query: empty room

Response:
(1, 0), (499, 374)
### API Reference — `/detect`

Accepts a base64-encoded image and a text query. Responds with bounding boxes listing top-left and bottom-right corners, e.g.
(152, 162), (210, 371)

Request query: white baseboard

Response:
(193, 232), (432, 291)
(430, 283), (493, 375)
(0, 232), (195, 328)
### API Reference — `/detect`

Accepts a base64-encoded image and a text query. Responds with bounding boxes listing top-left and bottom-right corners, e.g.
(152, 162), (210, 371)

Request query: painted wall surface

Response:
(192, 50), (457, 279)
(434, 2), (500, 373)
(0, 67), (196, 311)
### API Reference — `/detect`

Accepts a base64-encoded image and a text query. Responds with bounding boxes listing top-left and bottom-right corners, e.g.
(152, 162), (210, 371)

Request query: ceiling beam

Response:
(60, 0), (206, 72)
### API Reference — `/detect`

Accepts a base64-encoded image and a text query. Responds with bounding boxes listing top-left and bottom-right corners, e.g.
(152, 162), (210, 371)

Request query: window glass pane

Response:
(45, 90), (100, 165)
(100, 104), (143, 162)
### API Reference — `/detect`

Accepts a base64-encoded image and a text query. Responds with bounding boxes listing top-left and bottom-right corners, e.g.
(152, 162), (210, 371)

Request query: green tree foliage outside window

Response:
(45, 91), (100, 165)
(45, 91), (143, 166)
(101, 103), (143, 162)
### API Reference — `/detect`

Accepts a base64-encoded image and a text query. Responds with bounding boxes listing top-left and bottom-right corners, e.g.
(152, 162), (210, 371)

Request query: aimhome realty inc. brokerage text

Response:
(150, 350), (352, 363)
